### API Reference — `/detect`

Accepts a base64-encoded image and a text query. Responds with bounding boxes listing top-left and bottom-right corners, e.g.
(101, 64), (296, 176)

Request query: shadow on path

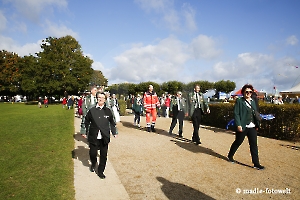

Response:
(156, 177), (215, 200)
(171, 139), (253, 168)
(120, 121), (174, 137)
(73, 132), (88, 145)
(171, 140), (228, 161)
(72, 146), (90, 167)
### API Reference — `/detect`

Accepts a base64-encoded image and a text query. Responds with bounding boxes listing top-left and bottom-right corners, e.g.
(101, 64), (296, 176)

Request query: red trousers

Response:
(146, 108), (157, 125)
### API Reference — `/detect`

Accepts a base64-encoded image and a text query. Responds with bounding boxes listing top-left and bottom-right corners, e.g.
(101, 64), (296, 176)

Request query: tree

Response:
(137, 82), (160, 95)
(107, 84), (118, 94)
(184, 81), (214, 93)
(161, 81), (184, 95)
(90, 70), (108, 87)
(214, 80), (236, 94)
(0, 50), (22, 95)
(19, 55), (40, 97)
(36, 35), (93, 95)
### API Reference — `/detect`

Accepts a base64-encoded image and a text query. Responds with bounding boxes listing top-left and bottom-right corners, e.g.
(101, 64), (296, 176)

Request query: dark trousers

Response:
(228, 127), (259, 165)
(89, 139), (108, 173)
(169, 111), (184, 135)
(192, 108), (202, 142)
(134, 111), (141, 124)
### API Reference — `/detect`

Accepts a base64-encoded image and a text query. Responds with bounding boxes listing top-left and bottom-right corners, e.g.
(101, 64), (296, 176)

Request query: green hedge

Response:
(119, 99), (127, 116)
(201, 102), (300, 142)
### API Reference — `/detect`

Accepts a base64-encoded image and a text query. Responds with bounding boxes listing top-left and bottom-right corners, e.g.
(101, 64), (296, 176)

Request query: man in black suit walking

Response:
(82, 92), (118, 179)
(168, 91), (187, 137)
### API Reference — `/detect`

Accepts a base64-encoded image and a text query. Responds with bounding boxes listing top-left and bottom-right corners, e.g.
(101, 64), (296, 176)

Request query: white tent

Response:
(280, 83), (300, 96)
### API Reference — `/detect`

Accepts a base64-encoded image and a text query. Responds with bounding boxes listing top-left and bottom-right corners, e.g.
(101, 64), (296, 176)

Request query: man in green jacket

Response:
(188, 84), (210, 145)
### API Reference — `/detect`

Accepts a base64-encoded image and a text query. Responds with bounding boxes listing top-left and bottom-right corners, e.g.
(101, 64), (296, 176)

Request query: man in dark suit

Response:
(82, 92), (118, 179)
(168, 91), (187, 137)
(188, 84), (210, 144)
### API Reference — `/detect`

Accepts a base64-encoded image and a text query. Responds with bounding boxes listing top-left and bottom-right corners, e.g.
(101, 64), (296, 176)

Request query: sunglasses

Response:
(245, 91), (253, 94)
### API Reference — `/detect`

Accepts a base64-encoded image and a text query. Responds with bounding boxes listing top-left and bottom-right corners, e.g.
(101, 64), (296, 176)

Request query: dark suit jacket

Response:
(188, 92), (209, 116)
(85, 106), (118, 145)
(170, 97), (187, 119)
(234, 97), (260, 130)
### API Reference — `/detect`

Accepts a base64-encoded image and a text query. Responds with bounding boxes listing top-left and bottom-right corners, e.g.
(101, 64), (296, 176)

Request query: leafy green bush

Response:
(201, 102), (300, 141)
(119, 99), (127, 116)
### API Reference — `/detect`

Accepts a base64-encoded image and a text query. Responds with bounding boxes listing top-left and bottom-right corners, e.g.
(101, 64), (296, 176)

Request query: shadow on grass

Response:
(156, 177), (215, 200)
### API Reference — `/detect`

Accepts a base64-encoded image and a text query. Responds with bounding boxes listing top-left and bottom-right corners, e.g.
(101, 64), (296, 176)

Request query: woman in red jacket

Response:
(165, 94), (171, 118)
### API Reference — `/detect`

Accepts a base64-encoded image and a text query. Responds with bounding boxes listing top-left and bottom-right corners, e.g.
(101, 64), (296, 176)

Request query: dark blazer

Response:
(85, 106), (118, 145)
(188, 92), (209, 116)
(170, 96), (187, 117)
(234, 97), (260, 130)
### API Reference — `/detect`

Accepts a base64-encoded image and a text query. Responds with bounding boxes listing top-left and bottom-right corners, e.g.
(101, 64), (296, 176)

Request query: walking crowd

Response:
(75, 83), (271, 180)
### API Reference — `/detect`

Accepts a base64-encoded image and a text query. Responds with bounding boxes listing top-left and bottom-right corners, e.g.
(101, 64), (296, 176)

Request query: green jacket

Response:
(234, 97), (260, 130)
(170, 96), (187, 113)
(188, 92), (209, 116)
(82, 95), (97, 116)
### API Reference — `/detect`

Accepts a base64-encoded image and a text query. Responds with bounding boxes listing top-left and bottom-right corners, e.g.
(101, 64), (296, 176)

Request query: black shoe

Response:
(90, 165), (95, 172)
(178, 134), (183, 138)
(147, 127), (151, 132)
(98, 172), (106, 179)
(254, 164), (265, 170)
(151, 126), (156, 132)
(227, 156), (235, 163)
(195, 141), (201, 145)
(168, 131), (173, 135)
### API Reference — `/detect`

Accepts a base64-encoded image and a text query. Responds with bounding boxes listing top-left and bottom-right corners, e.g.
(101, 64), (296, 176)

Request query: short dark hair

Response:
(241, 84), (254, 94)
(96, 92), (106, 98)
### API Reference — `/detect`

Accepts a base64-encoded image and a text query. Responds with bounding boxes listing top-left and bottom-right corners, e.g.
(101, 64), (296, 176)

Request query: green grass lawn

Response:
(0, 103), (75, 199)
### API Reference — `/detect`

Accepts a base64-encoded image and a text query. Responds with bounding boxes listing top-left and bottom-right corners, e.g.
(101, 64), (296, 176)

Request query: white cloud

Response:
(106, 36), (190, 84)
(92, 61), (106, 72)
(43, 20), (79, 39)
(134, 0), (171, 13)
(0, 35), (42, 56)
(200, 52), (300, 92)
(0, 11), (7, 32)
(4, 0), (68, 23)
(135, 0), (197, 32)
(182, 3), (197, 31)
(286, 35), (298, 46)
(190, 35), (222, 60)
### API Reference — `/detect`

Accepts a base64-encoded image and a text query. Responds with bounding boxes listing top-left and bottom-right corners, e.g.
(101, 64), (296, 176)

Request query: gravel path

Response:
(74, 114), (300, 200)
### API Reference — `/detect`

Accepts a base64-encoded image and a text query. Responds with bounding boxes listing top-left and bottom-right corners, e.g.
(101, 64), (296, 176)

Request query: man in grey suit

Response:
(80, 86), (98, 134)
(169, 91), (187, 137)
(189, 84), (210, 144)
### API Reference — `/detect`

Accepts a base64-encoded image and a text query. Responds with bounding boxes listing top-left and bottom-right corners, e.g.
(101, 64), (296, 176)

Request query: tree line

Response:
(107, 80), (236, 98)
(0, 35), (107, 100)
(0, 35), (236, 100)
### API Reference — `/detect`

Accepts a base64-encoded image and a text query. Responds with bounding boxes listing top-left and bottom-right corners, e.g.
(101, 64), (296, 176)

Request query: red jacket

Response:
(165, 97), (170, 107)
(143, 91), (160, 111)
(62, 98), (67, 105)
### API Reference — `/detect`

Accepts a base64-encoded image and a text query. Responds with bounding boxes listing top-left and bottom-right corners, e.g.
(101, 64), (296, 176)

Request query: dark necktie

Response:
(196, 93), (199, 108)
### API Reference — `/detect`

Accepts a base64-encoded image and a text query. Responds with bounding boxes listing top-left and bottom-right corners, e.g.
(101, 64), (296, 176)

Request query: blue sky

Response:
(1, 0), (299, 94)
